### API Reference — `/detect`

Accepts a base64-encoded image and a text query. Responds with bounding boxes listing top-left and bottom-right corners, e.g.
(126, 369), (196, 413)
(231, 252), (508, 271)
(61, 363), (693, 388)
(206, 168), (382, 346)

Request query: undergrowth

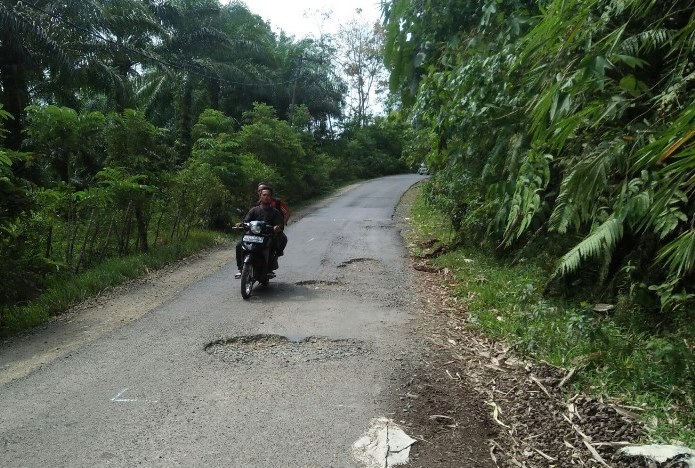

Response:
(1, 229), (228, 335)
(407, 188), (694, 446)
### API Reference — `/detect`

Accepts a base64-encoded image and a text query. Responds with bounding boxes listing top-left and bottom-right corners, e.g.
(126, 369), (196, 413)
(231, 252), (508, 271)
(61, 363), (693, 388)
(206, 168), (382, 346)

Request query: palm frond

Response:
(549, 137), (630, 233)
(0, 2), (72, 72)
(634, 105), (695, 169)
(656, 229), (695, 278)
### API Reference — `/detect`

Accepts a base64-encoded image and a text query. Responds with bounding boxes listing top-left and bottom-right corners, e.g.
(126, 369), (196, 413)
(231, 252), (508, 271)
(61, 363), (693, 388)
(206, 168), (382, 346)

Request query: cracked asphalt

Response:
(0, 174), (427, 467)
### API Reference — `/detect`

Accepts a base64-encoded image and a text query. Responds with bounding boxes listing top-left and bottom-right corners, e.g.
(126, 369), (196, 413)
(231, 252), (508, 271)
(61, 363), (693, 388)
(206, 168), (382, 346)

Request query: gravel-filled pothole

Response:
(205, 334), (368, 364)
(337, 258), (383, 271)
(295, 280), (343, 289)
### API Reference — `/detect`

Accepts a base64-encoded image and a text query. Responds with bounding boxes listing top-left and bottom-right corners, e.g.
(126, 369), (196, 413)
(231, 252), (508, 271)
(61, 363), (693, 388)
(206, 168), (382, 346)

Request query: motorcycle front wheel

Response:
(240, 263), (255, 299)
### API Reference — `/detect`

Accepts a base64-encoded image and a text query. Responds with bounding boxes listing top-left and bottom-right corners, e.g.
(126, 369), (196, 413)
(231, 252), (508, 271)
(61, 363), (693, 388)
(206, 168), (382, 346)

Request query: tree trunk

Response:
(135, 202), (149, 253)
(177, 74), (194, 160)
(101, 214), (116, 258)
(153, 207), (166, 248)
(74, 209), (95, 273)
(208, 79), (220, 110)
(45, 225), (53, 258)
(120, 201), (133, 255)
(0, 45), (30, 150)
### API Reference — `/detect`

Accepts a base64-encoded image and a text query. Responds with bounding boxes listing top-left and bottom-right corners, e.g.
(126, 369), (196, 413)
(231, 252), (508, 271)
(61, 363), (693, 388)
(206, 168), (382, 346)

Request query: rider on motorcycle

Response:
(256, 183), (289, 256)
(234, 187), (284, 278)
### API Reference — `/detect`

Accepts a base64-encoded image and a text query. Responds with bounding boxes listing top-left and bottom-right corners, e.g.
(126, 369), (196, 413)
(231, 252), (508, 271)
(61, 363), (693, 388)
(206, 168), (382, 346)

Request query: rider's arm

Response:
(244, 207), (258, 223)
(273, 210), (284, 233)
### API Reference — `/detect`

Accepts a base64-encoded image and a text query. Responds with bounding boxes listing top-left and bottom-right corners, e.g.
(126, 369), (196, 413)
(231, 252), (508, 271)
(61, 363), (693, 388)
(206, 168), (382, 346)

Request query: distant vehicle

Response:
(417, 163), (429, 175)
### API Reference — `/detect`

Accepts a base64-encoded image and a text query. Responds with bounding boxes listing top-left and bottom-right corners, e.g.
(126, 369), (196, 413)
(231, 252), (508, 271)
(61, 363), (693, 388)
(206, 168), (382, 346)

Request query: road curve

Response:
(0, 174), (426, 467)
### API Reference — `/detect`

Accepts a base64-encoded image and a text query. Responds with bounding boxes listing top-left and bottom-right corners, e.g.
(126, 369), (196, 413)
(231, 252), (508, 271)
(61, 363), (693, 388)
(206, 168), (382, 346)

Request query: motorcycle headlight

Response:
(249, 221), (263, 234)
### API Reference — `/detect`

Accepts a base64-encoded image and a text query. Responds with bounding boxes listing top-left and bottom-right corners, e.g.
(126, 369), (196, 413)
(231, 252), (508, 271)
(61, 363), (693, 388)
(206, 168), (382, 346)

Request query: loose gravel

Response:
(205, 334), (369, 365)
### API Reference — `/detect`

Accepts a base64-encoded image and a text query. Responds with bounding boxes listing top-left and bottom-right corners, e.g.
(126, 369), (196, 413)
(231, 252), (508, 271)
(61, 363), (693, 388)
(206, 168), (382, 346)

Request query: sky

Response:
(233, 0), (384, 38)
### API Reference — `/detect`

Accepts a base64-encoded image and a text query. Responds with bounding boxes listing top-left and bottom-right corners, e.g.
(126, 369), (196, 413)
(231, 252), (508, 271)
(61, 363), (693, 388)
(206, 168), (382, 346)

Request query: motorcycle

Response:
(234, 220), (279, 299)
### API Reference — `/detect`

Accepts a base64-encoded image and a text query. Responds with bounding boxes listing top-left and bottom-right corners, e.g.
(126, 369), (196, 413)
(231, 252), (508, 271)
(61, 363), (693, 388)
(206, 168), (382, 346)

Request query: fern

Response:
(618, 28), (674, 56)
(549, 137), (630, 233)
(556, 214), (625, 277)
(502, 150), (552, 246)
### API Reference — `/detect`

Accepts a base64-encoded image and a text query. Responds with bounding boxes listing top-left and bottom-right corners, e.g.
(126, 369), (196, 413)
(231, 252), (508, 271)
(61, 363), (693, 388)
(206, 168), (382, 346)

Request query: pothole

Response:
(295, 280), (342, 287)
(337, 258), (383, 270)
(205, 334), (368, 364)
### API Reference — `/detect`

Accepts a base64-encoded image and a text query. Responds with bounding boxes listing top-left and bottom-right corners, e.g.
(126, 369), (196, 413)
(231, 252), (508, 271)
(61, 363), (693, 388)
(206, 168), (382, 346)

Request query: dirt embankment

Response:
(393, 184), (687, 468)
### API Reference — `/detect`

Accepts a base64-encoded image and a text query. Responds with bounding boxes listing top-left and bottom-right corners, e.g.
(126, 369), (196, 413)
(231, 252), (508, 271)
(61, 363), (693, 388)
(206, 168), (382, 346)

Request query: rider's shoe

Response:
(276, 250), (284, 256)
(267, 272), (276, 279)
(235, 270), (241, 279)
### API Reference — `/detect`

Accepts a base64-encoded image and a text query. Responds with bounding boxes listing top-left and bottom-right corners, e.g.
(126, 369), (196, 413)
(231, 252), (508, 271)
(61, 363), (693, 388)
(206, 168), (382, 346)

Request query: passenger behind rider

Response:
(255, 183), (289, 256)
(234, 187), (284, 279)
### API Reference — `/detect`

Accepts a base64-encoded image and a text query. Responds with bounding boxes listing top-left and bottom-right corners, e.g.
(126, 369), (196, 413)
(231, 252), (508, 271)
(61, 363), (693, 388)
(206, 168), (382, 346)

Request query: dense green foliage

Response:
(408, 190), (694, 443)
(384, 0), (695, 319)
(0, 1), (406, 331)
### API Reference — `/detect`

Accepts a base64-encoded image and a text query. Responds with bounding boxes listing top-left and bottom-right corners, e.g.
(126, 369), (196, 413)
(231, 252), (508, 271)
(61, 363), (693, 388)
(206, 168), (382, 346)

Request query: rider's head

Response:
(257, 183), (272, 195)
(259, 188), (273, 206)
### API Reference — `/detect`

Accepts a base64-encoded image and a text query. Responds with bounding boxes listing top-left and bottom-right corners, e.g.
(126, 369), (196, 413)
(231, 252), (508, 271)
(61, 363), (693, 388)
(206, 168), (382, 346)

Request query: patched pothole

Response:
(205, 334), (368, 364)
(295, 280), (342, 288)
(337, 258), (383, 271)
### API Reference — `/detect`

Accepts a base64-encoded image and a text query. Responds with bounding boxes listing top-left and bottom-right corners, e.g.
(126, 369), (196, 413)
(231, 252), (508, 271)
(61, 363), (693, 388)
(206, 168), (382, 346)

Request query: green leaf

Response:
(612, 54), (648, 69)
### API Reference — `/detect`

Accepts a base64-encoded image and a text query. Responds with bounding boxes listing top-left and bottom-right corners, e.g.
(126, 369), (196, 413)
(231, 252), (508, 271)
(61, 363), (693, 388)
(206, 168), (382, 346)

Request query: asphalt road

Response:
(0, 174), (427, 467)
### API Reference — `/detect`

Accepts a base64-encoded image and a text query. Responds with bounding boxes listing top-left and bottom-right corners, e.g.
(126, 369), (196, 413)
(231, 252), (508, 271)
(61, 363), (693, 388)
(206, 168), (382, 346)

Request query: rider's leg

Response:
(276, 232), (288, 256)
(235, 240), (243, 278)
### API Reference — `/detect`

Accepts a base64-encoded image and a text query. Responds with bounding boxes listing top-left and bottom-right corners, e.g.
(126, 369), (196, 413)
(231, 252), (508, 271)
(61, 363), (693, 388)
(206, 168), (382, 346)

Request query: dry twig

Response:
(530, 376), (553, 399)
(533, 447), (558, 461)
(487, 401), (511, 429)
(583, 439), (611, 467)
(558, 367), (576, 388)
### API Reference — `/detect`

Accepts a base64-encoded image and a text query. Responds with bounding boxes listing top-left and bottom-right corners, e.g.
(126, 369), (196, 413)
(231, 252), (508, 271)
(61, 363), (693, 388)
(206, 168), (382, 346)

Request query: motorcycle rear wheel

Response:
(240, 263), (255, 299)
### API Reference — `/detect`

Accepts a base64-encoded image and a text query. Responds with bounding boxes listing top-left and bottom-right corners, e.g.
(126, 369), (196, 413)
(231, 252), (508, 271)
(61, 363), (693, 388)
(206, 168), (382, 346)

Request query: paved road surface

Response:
(1, 175), (426, 467)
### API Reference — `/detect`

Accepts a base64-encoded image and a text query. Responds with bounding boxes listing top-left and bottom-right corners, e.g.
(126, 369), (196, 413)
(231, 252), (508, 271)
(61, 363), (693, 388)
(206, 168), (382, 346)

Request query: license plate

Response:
(243, 235), (264, 243)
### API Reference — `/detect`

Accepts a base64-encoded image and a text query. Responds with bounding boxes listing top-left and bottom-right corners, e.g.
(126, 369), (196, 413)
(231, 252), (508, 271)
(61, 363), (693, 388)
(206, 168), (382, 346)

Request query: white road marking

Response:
(111, 387), (158, 403)
(111, 388), (137, 402)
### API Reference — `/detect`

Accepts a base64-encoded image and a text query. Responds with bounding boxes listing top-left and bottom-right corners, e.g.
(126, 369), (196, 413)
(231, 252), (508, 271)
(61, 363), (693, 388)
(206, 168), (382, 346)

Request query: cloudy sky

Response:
(234, 0), (383, 38)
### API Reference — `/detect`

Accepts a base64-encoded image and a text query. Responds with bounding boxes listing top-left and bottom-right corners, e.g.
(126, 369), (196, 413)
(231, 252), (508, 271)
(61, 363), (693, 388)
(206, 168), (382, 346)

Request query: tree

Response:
(274, 35), (347, 132)
(104, 109), (174, 252)
(24, 106), (107, 187)
(140, 0), (234, 159)
(383, 0), (695, 312)
(337, 11), (387, 127)
(236, 103), (305, 195)
(0, 0), (73, 149)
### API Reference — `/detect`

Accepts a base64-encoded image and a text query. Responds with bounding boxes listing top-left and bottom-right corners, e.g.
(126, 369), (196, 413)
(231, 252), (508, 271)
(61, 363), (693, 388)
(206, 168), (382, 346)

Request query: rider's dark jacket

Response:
(244, 205), (284, 229)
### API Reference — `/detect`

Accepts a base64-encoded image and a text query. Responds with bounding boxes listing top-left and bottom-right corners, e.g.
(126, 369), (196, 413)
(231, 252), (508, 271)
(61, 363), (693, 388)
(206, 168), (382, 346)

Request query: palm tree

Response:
(0, 0), (72, 149)
(273, 36), (346, 128)
(143, 0), (236, 158)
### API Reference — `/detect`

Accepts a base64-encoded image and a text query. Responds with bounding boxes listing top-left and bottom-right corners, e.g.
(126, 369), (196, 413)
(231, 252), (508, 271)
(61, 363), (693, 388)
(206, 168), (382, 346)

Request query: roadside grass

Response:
(0, 182), (357, 336)
(1, 229), (229, 336)
(407, 190), (694, 446)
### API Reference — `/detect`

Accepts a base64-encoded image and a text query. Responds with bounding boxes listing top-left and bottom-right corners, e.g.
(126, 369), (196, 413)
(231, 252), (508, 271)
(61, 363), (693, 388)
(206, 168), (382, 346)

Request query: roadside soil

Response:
(394, 184), (687, 468)
(1, 182), (685, 467)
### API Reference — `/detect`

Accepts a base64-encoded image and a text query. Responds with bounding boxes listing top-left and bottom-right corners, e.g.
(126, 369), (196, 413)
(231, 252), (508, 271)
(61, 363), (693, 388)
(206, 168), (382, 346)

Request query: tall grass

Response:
(407, 190), (694, 445)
